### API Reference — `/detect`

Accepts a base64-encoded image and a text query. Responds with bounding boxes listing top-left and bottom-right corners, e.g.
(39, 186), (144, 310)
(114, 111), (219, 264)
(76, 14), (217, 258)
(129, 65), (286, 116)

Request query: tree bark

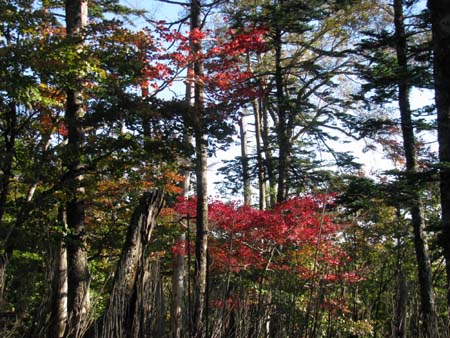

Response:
(262, 103), (276, 208)
(248, 52), (267, 210)
(193, 133), (208, 338)
(428, 0), (450, 323)
(49, 208), (68, 338)
(100, 190), (164, 338)
(253, 97), (267, 210)
(394, 0), (438, 336)
(190, 1), (209, 336)
(274, 26), (289, 204)
(64, 1), (89, 336)
(171, 232), (186, 338)
(239, 114), (251, 205)
(170, 56), (195, 338)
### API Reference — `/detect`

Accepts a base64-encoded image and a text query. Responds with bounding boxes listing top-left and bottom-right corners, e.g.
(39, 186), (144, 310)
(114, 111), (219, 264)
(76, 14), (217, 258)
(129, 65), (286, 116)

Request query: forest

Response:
(1, 0), (450, 337)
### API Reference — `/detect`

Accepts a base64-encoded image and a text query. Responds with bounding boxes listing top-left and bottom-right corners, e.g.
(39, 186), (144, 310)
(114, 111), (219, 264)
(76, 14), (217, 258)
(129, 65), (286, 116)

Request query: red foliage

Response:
(173, 195), (359, 284)
(139, 22), (268, 105)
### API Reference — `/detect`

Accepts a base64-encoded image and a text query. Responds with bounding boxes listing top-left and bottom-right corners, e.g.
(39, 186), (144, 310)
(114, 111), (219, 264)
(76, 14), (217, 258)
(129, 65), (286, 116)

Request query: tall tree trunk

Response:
(394, 0), (438, 336)
(262, 103), (276, 208)
(190, 1), (209, 336)
(171, 232), (186, 338)
(193, 118), (208, 338)
(274, 26), (289, 204)
(239, 114), (251, 205)
(171, 90), (192, 337)
(253, 97), (267, 210)
(428, 0), (450, 324)
(246, 53), (266, 209)
(49, 208), (68, 338)
(64, 1), (90, 336)
(100, 190), (164, 338)
(392, 209), (407, 338)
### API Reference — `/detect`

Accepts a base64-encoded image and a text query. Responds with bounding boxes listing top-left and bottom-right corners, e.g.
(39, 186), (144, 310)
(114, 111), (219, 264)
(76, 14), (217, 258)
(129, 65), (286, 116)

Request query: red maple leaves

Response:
(139, 22), (268, 103)
(173, 195), (359, 284)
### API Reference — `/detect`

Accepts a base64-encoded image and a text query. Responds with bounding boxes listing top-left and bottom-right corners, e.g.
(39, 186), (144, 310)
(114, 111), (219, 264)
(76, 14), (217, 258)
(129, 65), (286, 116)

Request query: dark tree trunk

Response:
(428, 0), (450, 323)
(64, 1), (89, 336)
(394, 0), (438, 336)
(190, 1), (209, 337)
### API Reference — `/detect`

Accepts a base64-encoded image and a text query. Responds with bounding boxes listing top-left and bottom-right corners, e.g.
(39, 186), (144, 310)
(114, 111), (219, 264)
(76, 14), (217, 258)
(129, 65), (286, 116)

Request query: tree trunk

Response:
(394, 0), (438, 336)
(392, 269), (407, 337)
(100, 190), (164, 338)
(392, 210), (407, 338)
(171, 232), (186, 338)
(274, 26), (290, 204)
(49, 208), (68, 338)
(170, 56), (195, 338)
(428, 0), (450, 324)
(262, 104), (276, 208)
(248, 51), (267, 210)
(239, 114), (251, 205)
(193, 133), (208, 338)
(253, 97), (267, 210)
(64, 1), (90, 336)
(190, 1), (209, 336)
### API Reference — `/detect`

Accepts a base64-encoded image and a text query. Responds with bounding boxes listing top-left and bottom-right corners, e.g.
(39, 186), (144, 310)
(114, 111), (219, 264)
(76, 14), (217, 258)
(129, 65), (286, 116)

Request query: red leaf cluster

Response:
(173, 195), (359, 284)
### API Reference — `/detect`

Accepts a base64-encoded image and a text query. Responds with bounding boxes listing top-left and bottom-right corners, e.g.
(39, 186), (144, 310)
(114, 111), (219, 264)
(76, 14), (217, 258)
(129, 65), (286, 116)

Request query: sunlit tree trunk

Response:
(64, 1), (90, 336)
(262, 104), (276, 208)
(428, 0), (450, 324)
(394, 0), (438, 336)
(253, 97), (267, 210)
(49, 208), (68, 338)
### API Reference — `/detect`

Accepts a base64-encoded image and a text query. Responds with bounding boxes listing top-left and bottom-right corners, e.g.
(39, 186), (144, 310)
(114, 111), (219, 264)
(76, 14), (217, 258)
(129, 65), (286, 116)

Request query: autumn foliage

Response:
(174, 195), (357, 283)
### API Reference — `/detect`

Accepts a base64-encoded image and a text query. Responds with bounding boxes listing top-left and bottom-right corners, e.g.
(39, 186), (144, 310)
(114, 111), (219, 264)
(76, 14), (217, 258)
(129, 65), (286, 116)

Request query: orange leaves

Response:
(37, 113), (67, 137)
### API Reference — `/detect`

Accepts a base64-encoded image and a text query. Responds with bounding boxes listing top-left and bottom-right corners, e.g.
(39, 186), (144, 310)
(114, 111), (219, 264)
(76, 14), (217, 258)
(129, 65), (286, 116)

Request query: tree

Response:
(63, 1), (90, 335)
(219, 0), (373, 205)
(354, 1), (439, 335)
(100, 190), (164, 338)
(428, 0), (450, 321)
(393, 0), (438, 335)
(174, 193), (361, 337)
(189, 2), (209, 336)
